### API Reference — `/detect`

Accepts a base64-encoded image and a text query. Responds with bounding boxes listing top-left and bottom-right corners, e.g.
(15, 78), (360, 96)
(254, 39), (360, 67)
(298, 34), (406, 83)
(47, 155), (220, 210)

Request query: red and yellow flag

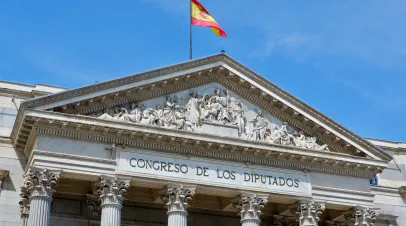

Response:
(191, 0), (227, 37)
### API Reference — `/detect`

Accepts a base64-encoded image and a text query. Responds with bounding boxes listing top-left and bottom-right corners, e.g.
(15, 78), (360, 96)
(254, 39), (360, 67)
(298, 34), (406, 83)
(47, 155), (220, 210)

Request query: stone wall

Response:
(0, 140), (26, 226)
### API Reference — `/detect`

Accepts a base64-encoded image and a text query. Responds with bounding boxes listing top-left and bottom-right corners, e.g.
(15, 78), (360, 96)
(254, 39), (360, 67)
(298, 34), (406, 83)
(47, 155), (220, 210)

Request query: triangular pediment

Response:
(86, 82), (331, 153)
(14, 53), (391, 163)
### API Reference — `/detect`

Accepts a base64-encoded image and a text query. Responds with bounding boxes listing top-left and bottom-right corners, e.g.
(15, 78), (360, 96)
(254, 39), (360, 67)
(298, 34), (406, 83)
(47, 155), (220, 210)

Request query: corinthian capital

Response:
(231, 192), (268, 223)
(93, 176), (130, 206)
(345, 206), (380, 226)
(23, 168), (60, 198)
(296, 200), (325, 226)
(159, 184), (196, 213)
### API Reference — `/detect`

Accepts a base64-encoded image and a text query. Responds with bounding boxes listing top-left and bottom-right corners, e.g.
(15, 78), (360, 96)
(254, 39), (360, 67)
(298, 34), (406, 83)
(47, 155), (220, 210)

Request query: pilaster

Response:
(295, 200), (325, 226)
(231, 192), (268, 226)
(23, 167), (60, 226)
(93, 175), (130, 226)
(159, 184), (196, 226)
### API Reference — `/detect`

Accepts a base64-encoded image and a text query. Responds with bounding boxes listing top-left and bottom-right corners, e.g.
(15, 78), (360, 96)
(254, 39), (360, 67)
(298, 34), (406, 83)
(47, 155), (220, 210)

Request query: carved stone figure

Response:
(250, 110), (269, 141)
(91, 87), (330, 152)
(293, 131), (307, 148)
(185, 91), (203, 126)
(231, 100), (245, 135)
(201, 95), (222, 122)
(99, 108), (113, 120)
(154, 104), (164, 126)
(140, 108), (156, 125)
(163, 96), (177, 127)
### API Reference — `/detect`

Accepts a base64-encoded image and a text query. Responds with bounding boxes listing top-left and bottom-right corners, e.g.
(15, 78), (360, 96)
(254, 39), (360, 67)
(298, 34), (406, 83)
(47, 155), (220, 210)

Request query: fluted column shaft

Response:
(93, 175), (130, 226)
(168, 211), (188, 226)
(100, 203), (122, 226)
(160, 184), (196, 226)
(231, 192), (268, 226)
(27, 196), (52, 226)
(22, 168), (60, 226)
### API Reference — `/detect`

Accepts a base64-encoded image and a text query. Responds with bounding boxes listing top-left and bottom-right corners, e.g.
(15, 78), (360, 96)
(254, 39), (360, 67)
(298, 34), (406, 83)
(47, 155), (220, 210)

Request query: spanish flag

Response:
(191, 0), (227, 37)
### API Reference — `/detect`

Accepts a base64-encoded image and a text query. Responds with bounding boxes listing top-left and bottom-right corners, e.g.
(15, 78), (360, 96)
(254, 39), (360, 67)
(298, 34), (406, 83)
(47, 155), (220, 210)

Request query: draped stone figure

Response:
(185, 91), (203, 126)
(232, 100), (245, 135)
(154, 104), (164, 126)
(163, 96), (177, 127)
(250, 111), (269, 141)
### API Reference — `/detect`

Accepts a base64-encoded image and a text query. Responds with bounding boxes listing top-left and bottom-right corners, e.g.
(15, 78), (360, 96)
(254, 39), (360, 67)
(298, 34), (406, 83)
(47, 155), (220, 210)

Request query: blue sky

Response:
(1, 0), (405, 141)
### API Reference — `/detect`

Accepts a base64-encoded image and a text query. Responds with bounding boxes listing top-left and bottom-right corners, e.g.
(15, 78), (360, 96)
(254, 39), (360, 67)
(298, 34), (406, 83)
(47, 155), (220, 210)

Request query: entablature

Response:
(15, 109), (388, 179)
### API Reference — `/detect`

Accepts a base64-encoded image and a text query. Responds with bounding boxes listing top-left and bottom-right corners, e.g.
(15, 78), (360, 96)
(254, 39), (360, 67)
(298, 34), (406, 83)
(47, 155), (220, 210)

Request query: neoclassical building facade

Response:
(0, 53), (405, 226)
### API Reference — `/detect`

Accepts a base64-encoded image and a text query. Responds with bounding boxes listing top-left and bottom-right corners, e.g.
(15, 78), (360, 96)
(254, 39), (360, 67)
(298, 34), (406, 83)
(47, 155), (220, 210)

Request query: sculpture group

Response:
(94, 88), (328, 151)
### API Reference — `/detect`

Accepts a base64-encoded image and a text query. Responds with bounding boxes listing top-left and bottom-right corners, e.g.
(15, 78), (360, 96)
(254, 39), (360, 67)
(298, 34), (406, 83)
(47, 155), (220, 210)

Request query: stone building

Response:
(0, 53), (405, 226)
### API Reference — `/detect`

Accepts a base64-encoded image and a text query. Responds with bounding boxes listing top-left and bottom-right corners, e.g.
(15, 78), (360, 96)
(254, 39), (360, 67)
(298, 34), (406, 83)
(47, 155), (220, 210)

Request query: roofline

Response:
(22, 53), (223, 107)
(366, 137), (406, 152)
(17, 53), (393, 161)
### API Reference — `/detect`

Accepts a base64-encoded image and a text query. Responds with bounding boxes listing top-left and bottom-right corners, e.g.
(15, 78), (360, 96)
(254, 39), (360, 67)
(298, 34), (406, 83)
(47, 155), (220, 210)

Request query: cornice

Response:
(14, 110), (388, 179)
(313, 185), (374, 197)
(22, 54), (224, 109)
(371, 186), (402, 195)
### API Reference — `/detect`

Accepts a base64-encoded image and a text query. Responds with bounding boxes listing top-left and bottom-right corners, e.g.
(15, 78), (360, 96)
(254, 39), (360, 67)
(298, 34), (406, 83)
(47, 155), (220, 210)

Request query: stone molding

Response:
(295, 200), (325, 226)
(11, 54), (391, 164)
(231, 192), (268, 223)
(22, 167), (60, 199)
(399, 186), (406, 197)
(159, 184), (196, 213)
(92, 175), (130, 206)
(344, 206), (380, 226)
(25, 115), (386, 178)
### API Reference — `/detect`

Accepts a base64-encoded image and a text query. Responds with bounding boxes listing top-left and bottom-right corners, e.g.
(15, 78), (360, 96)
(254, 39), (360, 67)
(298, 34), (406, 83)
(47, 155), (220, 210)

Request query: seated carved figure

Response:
(140, 108), (156, 125)
(201, 97), (222, 122)
(293, 131), (308, 148)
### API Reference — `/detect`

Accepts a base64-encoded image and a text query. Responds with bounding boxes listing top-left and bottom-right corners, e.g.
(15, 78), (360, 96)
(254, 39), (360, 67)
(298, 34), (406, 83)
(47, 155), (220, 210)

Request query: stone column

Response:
(159, 184), (196, 226)
(344, 206), (380, 226)
(19, 185), (29, 226)
(23, 168), (60, 226)
(296, 200), (325, 226)
(231, 192), (268, 226)
(93, 176), (130, 226)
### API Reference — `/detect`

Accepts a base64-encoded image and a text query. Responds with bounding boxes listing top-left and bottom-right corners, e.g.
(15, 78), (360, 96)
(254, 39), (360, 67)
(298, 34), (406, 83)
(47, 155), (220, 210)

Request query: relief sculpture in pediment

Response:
(93, 85), (329, 152)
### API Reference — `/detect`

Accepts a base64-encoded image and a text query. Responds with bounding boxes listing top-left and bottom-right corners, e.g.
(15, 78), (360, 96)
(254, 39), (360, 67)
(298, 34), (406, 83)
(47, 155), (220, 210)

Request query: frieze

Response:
(89, 87), (329, 152)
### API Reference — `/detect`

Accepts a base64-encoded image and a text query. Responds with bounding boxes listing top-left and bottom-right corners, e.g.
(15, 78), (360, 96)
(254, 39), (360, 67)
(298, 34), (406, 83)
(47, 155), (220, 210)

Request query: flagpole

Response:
(189, 0), (193, 60)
